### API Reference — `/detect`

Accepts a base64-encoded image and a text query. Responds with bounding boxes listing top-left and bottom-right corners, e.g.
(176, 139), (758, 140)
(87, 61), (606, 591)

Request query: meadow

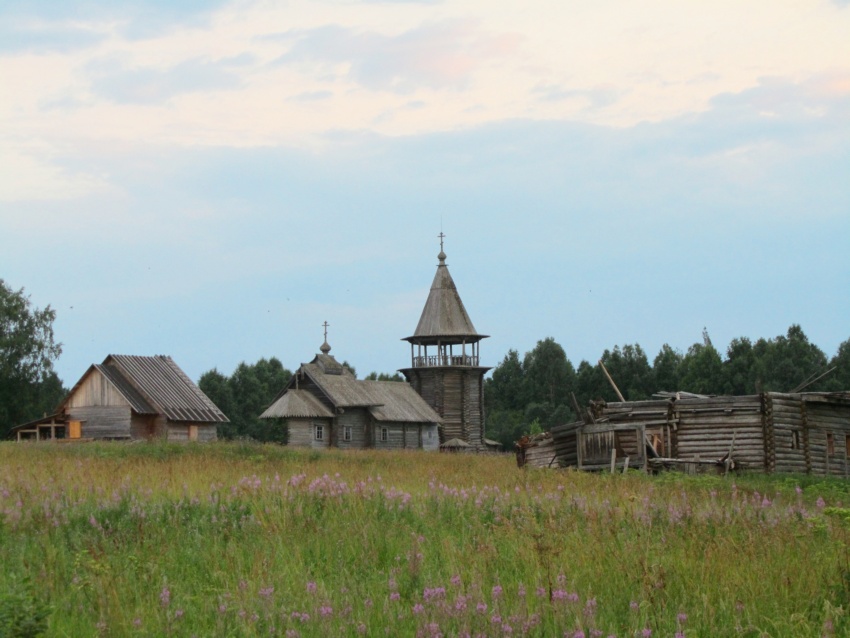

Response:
(1, 443), (849, 637)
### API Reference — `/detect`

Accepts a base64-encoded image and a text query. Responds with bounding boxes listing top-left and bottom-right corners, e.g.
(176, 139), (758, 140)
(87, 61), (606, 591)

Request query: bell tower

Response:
(400, 236), (490, 450)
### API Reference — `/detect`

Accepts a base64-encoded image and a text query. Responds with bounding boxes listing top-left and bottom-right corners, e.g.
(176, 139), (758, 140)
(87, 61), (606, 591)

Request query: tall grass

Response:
(1, 442), (849, 637)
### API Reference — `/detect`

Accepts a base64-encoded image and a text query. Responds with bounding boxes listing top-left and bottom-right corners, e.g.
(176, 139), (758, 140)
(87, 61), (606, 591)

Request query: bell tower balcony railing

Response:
(412, 354), (480, 368)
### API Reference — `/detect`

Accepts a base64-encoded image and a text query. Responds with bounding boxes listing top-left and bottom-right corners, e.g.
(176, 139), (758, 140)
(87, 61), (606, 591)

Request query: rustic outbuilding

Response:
(526, 391), (850, 477)
(260, 341), (442, 450)
(11, 355), (228, 442)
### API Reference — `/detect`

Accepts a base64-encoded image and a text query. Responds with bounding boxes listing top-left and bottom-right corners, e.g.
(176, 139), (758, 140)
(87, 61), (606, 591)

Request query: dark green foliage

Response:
(678, 331), (725, 395)
(600, 344), (654, 400)
(750, 325), (829, 392)
(364, 372), (404, 382)
(826, 339), (850, 392)
(0, 575), (51, 638)
(521, 337), (575, 407)
(198, 358), (292, 443)
(723, 337), (756, 395)
(653, 344), (682, 393)
(0, 280), (65, 438)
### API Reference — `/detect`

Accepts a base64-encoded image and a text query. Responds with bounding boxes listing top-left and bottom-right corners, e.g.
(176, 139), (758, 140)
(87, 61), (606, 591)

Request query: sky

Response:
(1, 0), (849, 388)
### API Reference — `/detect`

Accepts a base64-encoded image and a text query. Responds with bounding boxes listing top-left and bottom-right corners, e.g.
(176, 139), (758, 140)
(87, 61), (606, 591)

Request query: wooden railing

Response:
(412, 355), (479, 368)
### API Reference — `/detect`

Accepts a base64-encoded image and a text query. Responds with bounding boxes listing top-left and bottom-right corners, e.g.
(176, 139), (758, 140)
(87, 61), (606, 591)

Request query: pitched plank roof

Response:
(260, 389), (334, 419)
(404, 250), (486, 344)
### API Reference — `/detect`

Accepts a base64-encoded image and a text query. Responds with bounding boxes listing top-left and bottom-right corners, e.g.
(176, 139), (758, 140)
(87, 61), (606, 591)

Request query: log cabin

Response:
(11, 355), (228, 442)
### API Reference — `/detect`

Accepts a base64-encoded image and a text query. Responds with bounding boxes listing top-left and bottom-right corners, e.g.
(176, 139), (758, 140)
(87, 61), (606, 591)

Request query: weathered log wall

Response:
(542, 393), (850, 477)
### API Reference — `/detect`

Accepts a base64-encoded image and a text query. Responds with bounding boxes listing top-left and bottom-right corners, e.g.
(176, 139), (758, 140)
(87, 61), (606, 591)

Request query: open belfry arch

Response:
(400, 235), (490, 450)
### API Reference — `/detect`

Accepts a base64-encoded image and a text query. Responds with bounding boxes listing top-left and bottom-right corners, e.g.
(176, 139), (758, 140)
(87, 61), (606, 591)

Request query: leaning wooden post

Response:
(724, 431), (737, 477)
(623, 456), (630, 473)
(610, 447), (617, 473)
(598, 360), (626, 402)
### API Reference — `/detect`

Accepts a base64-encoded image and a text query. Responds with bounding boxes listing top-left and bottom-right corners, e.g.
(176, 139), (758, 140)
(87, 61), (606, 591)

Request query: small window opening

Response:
(380, 427), (388, 442)
(315, 425), (324, 441)
(343, 426), (352, 442)
(791, 430), (800, 450)
(827, 432), (835, 456)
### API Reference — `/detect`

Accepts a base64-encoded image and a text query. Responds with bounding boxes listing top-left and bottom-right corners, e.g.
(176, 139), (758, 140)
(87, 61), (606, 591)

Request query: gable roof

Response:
(404, 251), (486, 344)
(61, 355), (228, 423)
(264, 354), (442, 424)
(260, 389), (334, 419)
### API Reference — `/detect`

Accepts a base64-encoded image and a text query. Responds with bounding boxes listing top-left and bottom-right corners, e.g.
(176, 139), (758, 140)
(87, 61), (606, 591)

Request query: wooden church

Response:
(261, 237), (490, 451)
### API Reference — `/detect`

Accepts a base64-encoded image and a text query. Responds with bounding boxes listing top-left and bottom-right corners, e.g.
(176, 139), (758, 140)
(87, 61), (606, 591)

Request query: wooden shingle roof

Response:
(263, 353), (442, 424)
(260, 389), (334, 419)
(404, 251), (486, 345)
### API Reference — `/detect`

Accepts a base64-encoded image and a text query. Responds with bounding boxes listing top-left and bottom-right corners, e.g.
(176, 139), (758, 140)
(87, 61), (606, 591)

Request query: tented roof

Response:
(404, 251), (486, 345)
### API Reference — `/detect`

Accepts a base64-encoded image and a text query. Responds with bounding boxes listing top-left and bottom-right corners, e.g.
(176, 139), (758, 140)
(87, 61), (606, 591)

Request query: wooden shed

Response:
(260, 341), (442, 450)
(12, 355), (228, 442)
(536, 391), (850, 477)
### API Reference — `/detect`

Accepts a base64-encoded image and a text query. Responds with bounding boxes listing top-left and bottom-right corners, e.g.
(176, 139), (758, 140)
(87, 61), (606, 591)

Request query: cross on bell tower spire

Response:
(437, 232), (446, 264)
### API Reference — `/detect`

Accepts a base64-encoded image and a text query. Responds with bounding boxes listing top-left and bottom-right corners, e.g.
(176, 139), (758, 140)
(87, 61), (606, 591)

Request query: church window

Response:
(315, 425), (324, 441)
(343, 426), (352, 442)
(827, 432), (835, 456)
(381, 427), (388, 442)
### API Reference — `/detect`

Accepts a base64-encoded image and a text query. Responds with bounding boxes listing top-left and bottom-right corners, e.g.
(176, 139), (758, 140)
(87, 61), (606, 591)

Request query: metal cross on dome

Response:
(322, 321), (329, 341)
(438, 231), (446, 252)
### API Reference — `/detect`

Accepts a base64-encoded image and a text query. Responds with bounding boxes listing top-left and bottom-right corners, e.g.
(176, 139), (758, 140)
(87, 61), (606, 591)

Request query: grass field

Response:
(1, 442), (850, 637)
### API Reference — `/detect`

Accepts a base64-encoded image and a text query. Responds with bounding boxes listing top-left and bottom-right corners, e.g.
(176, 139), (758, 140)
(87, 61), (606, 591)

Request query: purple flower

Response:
(492, 585), (503, 599)
(160, 587), (170, 607)
(642, 629), (652, 637)
(133, 618), (142, 628)
(677, 612), (688, 624)
(536, 587), (547, 598)
(517, 584), (526, 598)
(476, 602), (487, 614)
(319, 605), (333, 617)
(413, 603), (425, 615)
(174, 609), (184, 619)
(259, 587), (274, 599)
(450, 574), (461, 587)
(630, 600), (640, 611)
(817, 497), (826, 509)
(390, 592), (400, 601)
(306, 581), (317, 594)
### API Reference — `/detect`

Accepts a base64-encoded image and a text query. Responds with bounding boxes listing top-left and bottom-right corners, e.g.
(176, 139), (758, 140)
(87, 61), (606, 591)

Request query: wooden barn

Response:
(527, 391), (850, 477)
(399, 239), (490, 450)
(260, 340), (442, 450)
(11, 355), (228, 442)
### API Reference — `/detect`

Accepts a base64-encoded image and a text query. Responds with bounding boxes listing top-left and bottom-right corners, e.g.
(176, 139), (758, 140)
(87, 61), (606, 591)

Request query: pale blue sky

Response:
(1, 0), (848, 386)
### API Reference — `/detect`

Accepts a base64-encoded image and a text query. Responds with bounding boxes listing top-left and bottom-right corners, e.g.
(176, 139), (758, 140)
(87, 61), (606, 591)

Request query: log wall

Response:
(67, 406), (132, 439)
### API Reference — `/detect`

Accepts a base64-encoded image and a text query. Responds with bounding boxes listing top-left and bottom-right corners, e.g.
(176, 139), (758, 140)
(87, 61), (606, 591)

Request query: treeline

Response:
(198, 358), (292, 442)
(484, 325), (850, 451)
